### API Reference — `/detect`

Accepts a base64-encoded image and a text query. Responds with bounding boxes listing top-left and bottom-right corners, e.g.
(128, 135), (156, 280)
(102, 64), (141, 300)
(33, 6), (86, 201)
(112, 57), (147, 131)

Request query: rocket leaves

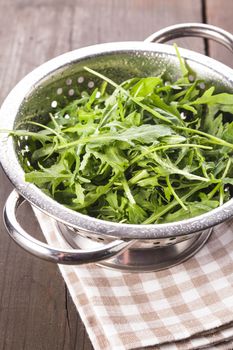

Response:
(13, 47), (233, 224)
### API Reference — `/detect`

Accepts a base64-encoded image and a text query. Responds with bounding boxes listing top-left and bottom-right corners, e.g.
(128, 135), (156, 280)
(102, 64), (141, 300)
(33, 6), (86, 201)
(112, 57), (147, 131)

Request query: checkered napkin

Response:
(34, 208), (233, 350)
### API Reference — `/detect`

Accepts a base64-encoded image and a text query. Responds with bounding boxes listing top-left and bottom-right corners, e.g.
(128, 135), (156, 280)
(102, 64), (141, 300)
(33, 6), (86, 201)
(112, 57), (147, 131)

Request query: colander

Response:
(0, 23), (233, 272)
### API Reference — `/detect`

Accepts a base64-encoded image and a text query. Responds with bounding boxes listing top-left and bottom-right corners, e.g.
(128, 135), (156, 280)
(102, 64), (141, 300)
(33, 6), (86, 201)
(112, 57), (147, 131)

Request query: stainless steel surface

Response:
(58, 222), (213, 272)
(145, 23), (233, 52)
(1, 42), (233, 239)
(0, 23), (233, 270)
(4, 190), (134, 264)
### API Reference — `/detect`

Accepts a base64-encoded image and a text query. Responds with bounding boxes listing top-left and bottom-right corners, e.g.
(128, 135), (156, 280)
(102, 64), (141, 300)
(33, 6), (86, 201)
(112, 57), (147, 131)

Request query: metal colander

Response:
(0, 23), (233, 272)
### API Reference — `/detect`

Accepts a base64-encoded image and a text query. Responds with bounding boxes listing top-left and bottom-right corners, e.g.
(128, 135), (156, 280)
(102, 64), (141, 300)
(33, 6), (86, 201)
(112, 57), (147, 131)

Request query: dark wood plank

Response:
(0, 1), (203, 350)
(206, 0), (233, 68)
(0, 173), (73, 350)
(70, 0), (203, 51)
(0, 3), (78, 350)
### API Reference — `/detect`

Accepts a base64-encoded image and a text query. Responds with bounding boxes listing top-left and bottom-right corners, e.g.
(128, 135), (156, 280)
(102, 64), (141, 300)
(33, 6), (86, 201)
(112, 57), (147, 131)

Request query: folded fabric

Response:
(158, 323), (233, 349)
(34, 208), (233, 350)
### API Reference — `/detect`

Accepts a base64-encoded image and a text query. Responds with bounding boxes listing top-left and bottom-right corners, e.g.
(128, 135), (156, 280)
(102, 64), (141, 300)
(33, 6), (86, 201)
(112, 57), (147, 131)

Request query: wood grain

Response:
(0, 3), (83, 350)
(70, 0), (203, 51)
(0, 1), (207, 349)
(206, 0), (233, 68)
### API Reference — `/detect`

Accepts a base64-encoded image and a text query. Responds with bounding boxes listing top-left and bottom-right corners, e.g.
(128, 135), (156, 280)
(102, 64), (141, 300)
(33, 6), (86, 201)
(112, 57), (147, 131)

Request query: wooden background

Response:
(0, 1), (233, 349)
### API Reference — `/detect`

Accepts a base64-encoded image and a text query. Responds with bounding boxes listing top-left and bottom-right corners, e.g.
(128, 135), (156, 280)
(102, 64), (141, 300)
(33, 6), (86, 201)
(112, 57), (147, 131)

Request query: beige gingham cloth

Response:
(34, 209), (233, 350)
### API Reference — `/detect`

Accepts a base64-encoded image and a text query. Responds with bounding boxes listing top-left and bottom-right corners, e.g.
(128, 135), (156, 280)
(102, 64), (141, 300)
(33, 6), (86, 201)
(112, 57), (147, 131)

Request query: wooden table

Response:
(0, 1), (232, 349)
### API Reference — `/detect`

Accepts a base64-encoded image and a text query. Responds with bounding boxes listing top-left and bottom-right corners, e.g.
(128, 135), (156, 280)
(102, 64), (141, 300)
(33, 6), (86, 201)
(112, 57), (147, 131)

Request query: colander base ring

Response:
(58, 223), (213, 272)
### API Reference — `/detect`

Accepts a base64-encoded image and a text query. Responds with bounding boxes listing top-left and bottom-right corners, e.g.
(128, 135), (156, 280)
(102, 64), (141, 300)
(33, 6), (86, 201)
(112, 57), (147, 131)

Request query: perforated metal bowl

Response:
(0, 23), (233, 271)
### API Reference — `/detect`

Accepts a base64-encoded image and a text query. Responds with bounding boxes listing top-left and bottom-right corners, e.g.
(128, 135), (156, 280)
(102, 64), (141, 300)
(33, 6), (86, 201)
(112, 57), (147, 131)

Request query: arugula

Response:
(12, 47), (233, 224)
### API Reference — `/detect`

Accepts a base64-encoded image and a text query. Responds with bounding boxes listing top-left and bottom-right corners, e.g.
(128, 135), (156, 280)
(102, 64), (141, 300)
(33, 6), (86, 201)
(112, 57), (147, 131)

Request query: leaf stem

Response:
(166, 176), (187, 210)
(23, 120), (66, 143)
(121, 176), (136, 205)
(143, 183), (210, 224)
(8, 130), (51, 141)
(207, 158), (231, 200)
(175, 125), (233, 149)
(130, 143), (212, 165)
(84, 66), (173, 124)
(222, 158), (232, 178)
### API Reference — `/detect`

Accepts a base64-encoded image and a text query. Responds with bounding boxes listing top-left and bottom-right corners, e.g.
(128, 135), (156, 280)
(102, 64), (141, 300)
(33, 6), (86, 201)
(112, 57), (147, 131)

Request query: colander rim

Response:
(0, 41), (233, 239)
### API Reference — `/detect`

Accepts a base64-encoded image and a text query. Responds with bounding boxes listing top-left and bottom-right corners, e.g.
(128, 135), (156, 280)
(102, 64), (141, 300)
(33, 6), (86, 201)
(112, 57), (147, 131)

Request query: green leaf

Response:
(117, 124), (173, 143)
(174, 44), (189, 79)
(72, 183), (85, 205)
(163, 199), (219, 223)
(127, 203), (147, 224)
(130, 77), (162, 97)
(160, 135), (186, 144)
(191, 88), (233, 106)
(222, 122), (233, 143)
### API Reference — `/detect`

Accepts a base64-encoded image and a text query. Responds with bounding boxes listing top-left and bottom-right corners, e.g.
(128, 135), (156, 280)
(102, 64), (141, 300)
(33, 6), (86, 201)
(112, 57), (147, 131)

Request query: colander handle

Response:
(144, 23), (233, 52)
(3, 190), (134, 265)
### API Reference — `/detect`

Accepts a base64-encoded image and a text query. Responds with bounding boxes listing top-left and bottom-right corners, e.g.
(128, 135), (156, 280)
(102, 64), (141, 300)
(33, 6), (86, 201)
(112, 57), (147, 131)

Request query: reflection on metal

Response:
(0, 23), (233, 269)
